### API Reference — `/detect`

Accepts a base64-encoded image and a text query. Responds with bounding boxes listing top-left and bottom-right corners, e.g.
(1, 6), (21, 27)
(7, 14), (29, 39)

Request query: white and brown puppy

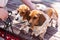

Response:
(17, 4), (30, 21)
(17, 4), (31, 33)
(46, 8), (58, 28)
(29, 10), (51, 40)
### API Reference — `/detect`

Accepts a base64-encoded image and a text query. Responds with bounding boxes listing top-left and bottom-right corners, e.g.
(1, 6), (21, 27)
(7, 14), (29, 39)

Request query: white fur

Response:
(36, 4), (47, 11)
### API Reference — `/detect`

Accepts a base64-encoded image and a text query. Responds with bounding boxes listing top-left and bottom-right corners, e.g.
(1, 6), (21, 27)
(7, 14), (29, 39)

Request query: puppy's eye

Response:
(33, 17), (37, 19)
(21, 12), (24, 13)
(17, 11), (19, 13)
(15, 13), (18, 15)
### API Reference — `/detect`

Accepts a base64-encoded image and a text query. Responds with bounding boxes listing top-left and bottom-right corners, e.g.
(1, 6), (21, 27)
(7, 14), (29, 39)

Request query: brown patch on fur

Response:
(46, 8), (58, 18)
(46, 8), (53, 18)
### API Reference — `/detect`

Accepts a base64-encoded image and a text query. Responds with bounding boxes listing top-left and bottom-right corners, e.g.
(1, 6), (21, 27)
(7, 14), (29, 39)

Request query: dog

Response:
(29, 10), (51, 40)
(46, 8), (58, 28)
(17, 4), (30, 21)
(36, 4), (58, 28)
(17, 4), (32, 33)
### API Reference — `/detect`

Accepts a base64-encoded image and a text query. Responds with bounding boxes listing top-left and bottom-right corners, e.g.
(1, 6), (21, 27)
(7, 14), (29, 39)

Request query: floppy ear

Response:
(25, 10), (30, 21)
(38, 14), (46, 26)
(46, 8), (53, 18)
(22, 9), (30, 20)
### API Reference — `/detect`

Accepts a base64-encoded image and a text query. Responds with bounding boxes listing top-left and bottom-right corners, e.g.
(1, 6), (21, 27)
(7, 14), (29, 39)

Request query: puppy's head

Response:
(29, 10), (46, 27)
(17, 4), (30, 20)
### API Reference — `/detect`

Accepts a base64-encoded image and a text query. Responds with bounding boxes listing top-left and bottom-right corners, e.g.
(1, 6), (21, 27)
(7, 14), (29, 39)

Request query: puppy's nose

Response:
(28, 23), (32, 27)
(15, 17), (19, 21)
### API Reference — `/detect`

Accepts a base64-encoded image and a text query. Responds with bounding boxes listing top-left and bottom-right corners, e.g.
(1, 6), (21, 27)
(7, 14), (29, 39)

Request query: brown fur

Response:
(46, 8), (58, 18)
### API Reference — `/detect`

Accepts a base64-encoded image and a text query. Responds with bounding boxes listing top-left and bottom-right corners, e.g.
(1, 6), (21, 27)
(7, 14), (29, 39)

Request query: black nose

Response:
(28, 23), (32, 27)
(15, 17), (19, 21)
(29, 28), (33, 33)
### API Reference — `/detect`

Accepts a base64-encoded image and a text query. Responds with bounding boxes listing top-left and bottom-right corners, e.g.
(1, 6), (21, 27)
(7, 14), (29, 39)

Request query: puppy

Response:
(17, 4), (31, 33)
(29, 10), (50, 40)
(17, 4), (30, 21)
(46, 8), (58, 28)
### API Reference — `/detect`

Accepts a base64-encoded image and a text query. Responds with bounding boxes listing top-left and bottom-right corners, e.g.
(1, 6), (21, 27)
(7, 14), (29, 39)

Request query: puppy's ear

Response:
(46, 8), (53, 18)
(38, 14), (46, 26)
(25, 10), (31, 21)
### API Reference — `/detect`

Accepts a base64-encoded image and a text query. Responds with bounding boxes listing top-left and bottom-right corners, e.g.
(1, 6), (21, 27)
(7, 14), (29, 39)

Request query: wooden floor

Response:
(1, 0), (60, 40)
